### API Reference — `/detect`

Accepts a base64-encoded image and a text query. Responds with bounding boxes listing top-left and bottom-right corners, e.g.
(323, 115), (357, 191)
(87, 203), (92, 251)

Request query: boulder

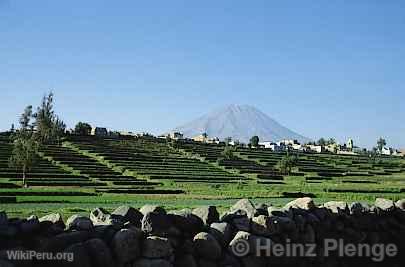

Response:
(142, 212), (171, 235)
(142, 236), (173, 259)
(62, 242), (91, 267)
(284, 197), (316, 210)
(209, 222), (234, 246)
(111, 205), (143, 227)
(168, 209), (203, 235)
(133, 258), (172, 267)
(66, 215), (93, 231)
(219, 253), (241, 267)
(375, 198), (395, 212)
(198, 258), (218, 267)
(323, 201), (349, 214)
(254, 203), (269, 216)
(39, 213), (65, 229)
(174, 254), (198, 267)
(90, 207), (111, 225)
(229, 231), (272, 257)
(84, 238), (114, 267)
(0, 212), (7, 226)
(267, 206), (288, 217)
(41, 230), (91, 252)
(193, 232), (222, 260)
(140, 205), (166, 215)
(349, 202), (369, 216)
(395, 199), (405, 210)
(20, 215), (40, 234)
(240, 255), (267, 267)
(0, 260), (14, 267)
(111, 228), (142, 264)
(252, 215), (277, 237)
(192, 206), (219, 225)
(230, 199), (257, 218)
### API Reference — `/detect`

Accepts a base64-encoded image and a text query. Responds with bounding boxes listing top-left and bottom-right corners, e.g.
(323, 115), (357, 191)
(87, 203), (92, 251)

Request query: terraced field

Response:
(67, 136), (247, 184)
(1, 133), (405, 217)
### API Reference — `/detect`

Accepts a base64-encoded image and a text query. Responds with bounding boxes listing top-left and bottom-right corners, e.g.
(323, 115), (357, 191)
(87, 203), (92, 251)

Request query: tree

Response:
(317, 138), (327, 146)
(377, 137), (386, 152)
(224, 137), (232, 144)
(9, 106), (39, 187)
(276, 153), (298, 175)
(250, 136), (259, 147)
(9, 137), (39, 187)
(221, 145), (234, 160)
(74, 122), (92, 135)
(34, 92), (66, 144)
(19, 105), (33, 131)
(327, 138), (336, 145)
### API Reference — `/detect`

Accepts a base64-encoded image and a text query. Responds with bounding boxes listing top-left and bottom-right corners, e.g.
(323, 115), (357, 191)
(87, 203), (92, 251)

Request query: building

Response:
(347, 138), (354, 151)
(168, 132), (184, 140)
(91, 127), (108, 136)
(119, 131), (137, 137)
(381, 147), (393, 156)
(307, 145), (324, 153)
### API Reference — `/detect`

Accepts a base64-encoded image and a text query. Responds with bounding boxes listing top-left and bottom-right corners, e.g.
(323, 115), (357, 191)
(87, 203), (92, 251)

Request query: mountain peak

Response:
(173, 105), (310, 143)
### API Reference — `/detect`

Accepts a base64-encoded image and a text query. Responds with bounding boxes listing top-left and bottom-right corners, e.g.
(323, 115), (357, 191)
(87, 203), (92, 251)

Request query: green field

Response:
(1, 133), (404, 218)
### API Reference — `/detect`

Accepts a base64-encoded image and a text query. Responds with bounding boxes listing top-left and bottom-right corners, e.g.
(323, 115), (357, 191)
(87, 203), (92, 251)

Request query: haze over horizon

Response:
(1, 1), (404, 148)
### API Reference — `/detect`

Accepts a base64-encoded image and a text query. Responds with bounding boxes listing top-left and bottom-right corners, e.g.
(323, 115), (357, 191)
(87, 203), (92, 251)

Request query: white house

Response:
(381, 147), (393, 155)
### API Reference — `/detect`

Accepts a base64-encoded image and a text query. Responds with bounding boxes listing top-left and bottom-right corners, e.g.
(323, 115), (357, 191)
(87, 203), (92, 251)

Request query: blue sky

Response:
(1, 1), (404, 148)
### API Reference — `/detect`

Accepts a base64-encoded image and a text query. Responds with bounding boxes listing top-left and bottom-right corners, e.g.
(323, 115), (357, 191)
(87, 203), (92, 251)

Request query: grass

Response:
(1, 136), (404, 218)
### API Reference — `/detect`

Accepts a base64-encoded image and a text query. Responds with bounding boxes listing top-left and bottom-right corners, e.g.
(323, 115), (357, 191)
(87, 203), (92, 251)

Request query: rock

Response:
(323, 201), (349, 214)
(168, 209), (204, 235)
(395, 199), (405, 210)
(209, 222), (234, 246)
(350, 202), (369, 216)
(230, 199), (257, 218)
(302, 224), (315, 243)
(62, 242), (91, 267)
(219, 253), (241, 267)
(254, 203), (269, 216)
(284, 197), (316, 210)
(375, 198), (395, 212)
(84, 238), (114, 267)
(192, 206), (219, 225)
(19, 215), (40, 234)
(267, 206), (288, 217)
(39, 213), (65, 229)
(251, 215), (272, 236)
(0, 224), (18, 238)
(240, 255), (267, 267)
(142, 236), (173, 259)
(142, 212), (171, 235)
(268, 216), (296, 234)
(0, 260), (14, 267)
(133, 258), (172, 267)
(0, 212), (7, 226)
(198, 258), (218, 267)
(229, 231), (272, 257)
(66, 215), (93, 231)
(193, 232), (222, 260)
(111, 205), (143, 226)
(111, 228), (142, 264)
(41, 230), (91, 252)
(90, 207), (110, 224)
(140, 205), (166, 215)
(93, 225), (121, 245)
(174, 254), (198, 267)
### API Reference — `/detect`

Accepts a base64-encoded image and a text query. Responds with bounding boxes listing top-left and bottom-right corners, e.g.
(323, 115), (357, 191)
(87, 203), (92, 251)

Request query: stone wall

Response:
(1, 197), (404, 267)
